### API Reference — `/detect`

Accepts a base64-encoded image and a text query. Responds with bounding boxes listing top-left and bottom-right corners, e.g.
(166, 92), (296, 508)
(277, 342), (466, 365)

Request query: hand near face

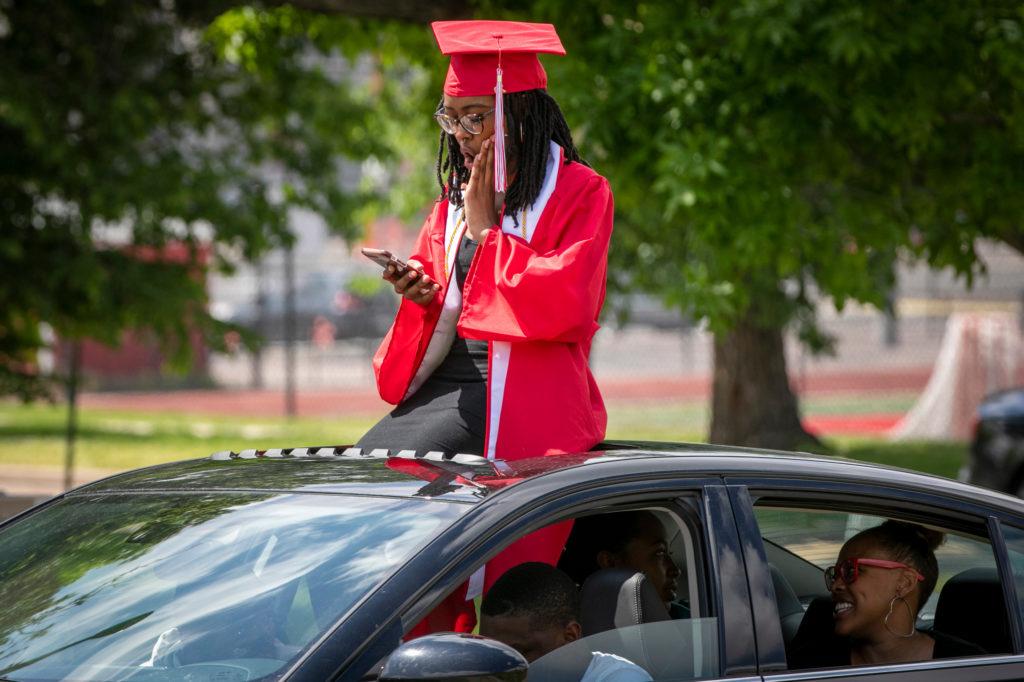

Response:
(383, 259), (440, 307)
(464, 136), (500, 241)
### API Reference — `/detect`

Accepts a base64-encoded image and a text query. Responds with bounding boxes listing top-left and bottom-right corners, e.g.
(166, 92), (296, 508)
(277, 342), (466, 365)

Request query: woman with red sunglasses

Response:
(791, 520), (984, 668)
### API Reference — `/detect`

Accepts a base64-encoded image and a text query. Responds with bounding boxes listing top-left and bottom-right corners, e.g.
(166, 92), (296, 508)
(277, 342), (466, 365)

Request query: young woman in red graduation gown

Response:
(357, 20), (614, 630)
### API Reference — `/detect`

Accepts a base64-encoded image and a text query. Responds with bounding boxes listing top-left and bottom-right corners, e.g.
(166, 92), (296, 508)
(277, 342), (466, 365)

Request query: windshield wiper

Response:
(0, 611), (153, 677)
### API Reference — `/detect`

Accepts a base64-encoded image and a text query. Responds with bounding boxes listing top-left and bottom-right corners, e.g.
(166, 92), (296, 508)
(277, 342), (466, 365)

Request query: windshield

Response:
(0, 492), (466, 681)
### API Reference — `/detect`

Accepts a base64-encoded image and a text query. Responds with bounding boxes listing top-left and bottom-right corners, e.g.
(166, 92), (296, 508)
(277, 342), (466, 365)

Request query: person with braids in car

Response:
(790, 520), (985, 669)
(358, 20), (613, 635)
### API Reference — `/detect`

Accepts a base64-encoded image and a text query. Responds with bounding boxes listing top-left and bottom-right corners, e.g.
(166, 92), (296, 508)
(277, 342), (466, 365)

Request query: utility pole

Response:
(283, 246), (297, 418)
(251, 268), (265, 390)
(63, 341), (82, 491)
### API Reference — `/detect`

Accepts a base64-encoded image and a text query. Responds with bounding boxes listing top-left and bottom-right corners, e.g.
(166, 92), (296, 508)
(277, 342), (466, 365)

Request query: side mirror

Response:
(379, 632), (528, 682)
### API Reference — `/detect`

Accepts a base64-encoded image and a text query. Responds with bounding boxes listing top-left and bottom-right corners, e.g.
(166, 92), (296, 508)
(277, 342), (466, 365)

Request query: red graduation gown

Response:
(372, 142), (613, 461)
(381, 143), (613, 634)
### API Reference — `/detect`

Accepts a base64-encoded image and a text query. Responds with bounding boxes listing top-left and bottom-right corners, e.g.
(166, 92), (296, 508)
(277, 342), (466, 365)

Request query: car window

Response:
(0, 492), (466, 682)
(756, 507), (996, 624)
(998, 524), (1024, 623)
(529, 618), (719, 681)
(754, 505), (1008, 671)
(400, 502), (721, 682)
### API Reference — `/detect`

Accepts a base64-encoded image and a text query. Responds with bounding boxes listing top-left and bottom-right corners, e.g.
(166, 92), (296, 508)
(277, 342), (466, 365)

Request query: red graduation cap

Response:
(432, 20), (566, 193)
(432, 20), (566, 97)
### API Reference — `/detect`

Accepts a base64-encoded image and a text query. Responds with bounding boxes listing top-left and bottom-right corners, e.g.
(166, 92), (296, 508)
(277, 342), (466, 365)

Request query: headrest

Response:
(769, 564), (804, 618)
(579, 568), (670, 637)
(934, 567), (1009, 654)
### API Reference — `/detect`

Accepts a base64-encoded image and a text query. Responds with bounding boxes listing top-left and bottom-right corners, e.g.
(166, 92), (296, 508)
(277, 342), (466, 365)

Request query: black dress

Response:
(356, 236), (489, 455)
(788, 629), (988, 669)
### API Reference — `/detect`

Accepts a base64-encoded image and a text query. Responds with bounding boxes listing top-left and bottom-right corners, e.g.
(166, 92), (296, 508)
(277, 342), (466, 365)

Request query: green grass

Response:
(0, 402), (372, 470)
(832, 439), (968, 480)
(0, 399), (968, 479)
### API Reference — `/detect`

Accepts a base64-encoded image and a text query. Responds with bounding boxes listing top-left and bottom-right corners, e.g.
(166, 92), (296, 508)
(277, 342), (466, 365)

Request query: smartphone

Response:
(361, 247), (412, 276)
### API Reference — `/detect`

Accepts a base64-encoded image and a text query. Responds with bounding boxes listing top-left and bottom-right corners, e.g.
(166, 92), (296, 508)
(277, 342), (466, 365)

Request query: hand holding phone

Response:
(361, 247), (440, 307)
(361, 248), (410, 277)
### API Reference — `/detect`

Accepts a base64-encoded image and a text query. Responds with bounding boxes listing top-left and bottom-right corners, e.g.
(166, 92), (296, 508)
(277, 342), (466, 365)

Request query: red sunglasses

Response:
(824, 558), (925, 590)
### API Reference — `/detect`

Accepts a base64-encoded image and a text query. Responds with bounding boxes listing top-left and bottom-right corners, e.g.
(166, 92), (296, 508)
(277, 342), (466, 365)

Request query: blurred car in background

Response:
(222, 270), (397, 343)
(965, 387), (1024, 496)
(605, 293), (691, 330)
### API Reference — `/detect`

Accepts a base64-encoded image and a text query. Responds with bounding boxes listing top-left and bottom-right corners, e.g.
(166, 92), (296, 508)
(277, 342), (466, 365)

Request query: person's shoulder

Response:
(557, 161), (610, 204)
(559, 159), (609, 192)
(929, 629), (988, 658)
(582, 651), (652, 682)
(668, 601), (691, 619)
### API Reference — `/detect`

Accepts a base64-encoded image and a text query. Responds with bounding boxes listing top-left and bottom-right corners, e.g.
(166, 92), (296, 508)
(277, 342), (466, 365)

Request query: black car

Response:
(3, 443), (1024, 681)
(966, 387), (1024, 496)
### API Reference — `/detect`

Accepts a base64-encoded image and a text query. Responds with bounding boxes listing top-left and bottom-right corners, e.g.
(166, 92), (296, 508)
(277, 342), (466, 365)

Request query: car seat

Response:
(579, 568), (670, 636)
(933, 567), (1010, 655)
(569, 568), (679, 679)
(769, 564), (805, 648)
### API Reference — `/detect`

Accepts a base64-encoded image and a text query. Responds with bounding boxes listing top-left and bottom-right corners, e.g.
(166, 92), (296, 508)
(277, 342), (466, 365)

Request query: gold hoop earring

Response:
(883, 595), (916, 638)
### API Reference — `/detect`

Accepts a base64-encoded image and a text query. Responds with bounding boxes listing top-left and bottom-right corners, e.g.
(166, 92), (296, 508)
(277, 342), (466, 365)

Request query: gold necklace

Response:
(444, 211), (465, 280)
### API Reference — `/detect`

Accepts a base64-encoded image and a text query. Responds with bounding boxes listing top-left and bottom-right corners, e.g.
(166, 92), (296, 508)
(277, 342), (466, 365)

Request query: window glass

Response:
(755, 505), (1008, 670)
(530, 619), (719, 682)
(999, 524), (1024, 620)
(558, 507), (703, 619)
(0, 493), (465, 682)
(755, 507), (995, 623)
(399, 504), (718, 682)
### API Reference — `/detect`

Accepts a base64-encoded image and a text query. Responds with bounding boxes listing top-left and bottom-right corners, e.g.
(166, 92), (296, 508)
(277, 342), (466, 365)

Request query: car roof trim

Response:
(208, 446), (490, 465)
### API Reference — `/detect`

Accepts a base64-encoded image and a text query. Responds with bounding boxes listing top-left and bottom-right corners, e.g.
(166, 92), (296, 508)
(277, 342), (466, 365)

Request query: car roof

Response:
(68, 441), (1024, 515)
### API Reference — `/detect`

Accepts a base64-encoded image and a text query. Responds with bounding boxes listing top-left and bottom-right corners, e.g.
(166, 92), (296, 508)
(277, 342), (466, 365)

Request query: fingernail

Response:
(421, 288), (430, 294)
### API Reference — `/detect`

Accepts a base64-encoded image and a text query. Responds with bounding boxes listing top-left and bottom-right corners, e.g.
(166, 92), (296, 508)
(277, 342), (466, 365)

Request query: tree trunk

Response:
(708, 308), (821, 451)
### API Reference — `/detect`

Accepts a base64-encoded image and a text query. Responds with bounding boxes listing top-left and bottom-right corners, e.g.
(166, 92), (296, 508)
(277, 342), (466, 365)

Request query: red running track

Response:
(78, 367), (931, 437)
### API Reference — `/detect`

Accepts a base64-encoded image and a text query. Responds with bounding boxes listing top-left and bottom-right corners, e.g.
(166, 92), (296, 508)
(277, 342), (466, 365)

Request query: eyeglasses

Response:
(824, 558), (926, 590)
(434, 108), (495, 136)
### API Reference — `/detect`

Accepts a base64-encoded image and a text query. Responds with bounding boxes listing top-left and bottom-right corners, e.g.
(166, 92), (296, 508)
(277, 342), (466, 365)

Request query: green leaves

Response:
(0, 2), (435, 397)
(524, 0), (1024, 342)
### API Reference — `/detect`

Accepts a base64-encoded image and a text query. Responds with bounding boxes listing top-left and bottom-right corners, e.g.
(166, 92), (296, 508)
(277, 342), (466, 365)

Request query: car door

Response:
(296, 461), (764, 682)
(723, 477), (1024, 682)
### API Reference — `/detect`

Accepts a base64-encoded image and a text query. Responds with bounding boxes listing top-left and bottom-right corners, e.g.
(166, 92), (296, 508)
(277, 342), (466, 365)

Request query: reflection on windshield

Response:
(0, 493), (464, 681)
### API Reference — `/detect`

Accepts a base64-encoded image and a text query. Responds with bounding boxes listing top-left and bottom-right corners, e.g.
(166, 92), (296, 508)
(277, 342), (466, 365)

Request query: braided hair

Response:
(435, 89), (587, 223)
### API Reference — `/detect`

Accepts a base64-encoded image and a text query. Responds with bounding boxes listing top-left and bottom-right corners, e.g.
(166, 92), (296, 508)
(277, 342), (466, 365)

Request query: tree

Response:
(495, 0), (1024, 449)
(0, 1), (435, 398)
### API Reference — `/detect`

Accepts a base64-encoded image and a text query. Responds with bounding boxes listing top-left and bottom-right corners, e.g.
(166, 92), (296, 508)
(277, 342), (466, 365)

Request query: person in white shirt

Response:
(479, 562), (652, 681)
